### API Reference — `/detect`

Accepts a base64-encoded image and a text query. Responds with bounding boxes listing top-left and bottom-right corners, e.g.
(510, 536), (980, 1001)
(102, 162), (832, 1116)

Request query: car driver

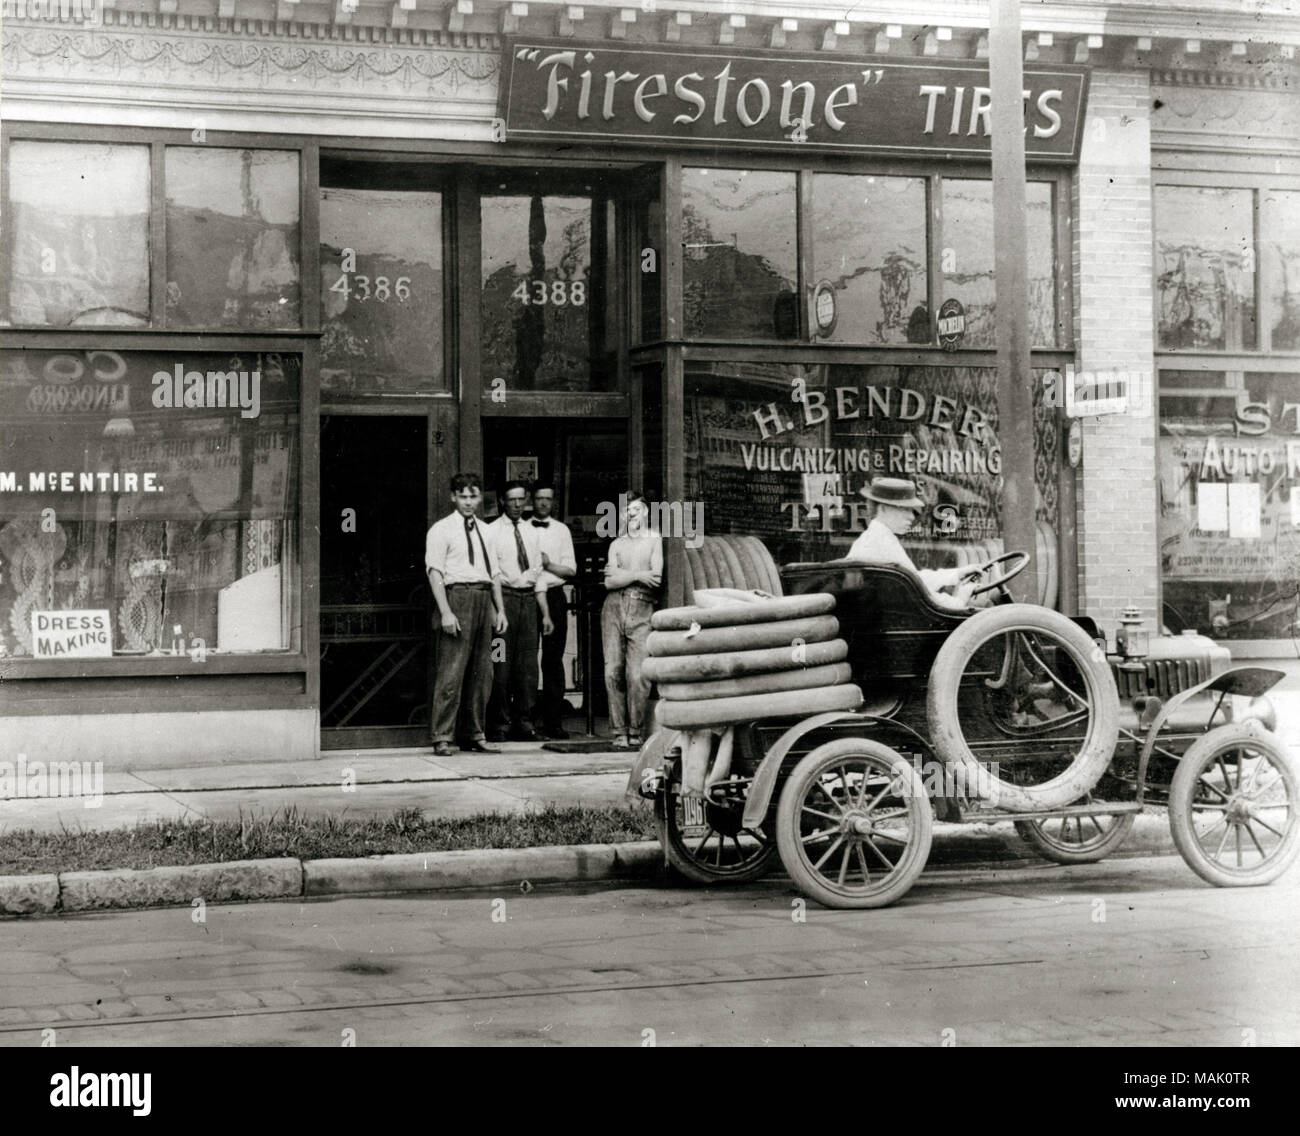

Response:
(845, 477), (977, 611)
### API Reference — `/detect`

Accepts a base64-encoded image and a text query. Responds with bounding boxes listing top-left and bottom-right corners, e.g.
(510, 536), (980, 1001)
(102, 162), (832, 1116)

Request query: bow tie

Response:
(530, 520), (550, 528)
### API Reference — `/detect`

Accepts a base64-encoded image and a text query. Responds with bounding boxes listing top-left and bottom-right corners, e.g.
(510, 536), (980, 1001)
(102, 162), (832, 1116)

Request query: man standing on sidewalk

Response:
(426, 472), (508, 757)
(530, 481), (577, 739)
(601, 491), (662, 750)
(485, 480), (549, 742)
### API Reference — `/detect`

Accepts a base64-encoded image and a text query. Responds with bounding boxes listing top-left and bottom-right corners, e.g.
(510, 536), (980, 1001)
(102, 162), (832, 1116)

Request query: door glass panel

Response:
(6, 141), (151, 327)
(165, 147), (301, 329)
(481, 193), (598, 391)
(682, 168), (798, 339)
(320, 186), (445, 394)
(320, 416), (429, 730)
(811, 174), (929, 344)
(1155, 185), (1256, 351)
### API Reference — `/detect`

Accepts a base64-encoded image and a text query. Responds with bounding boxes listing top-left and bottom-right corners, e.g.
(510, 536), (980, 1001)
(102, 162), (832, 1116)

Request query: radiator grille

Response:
(1112, 656), (1211, 699)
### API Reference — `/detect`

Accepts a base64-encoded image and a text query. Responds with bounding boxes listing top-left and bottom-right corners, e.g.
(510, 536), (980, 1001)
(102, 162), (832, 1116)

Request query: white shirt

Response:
(425, 511), (499, 585)
(529, 516), (576, 590)
(846, 517), (961, 601)
(486, 514), (546, 592)
(847, 518), (912, 569)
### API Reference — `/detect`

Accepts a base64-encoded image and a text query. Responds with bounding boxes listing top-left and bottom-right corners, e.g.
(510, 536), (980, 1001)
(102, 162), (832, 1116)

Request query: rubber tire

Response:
(652, 592), (833, 632)
(775, 737), (933, 910)
(719, 534), (761, 594)
(653, 785), (778, 885)
(1014, 808), (1137, 864)
(698, 539), (726, 589)
(1169, 723), (1300, 887)
(740, 535), (781, 596)
(659, 662), (854, 702)
(643, 638), (849, 684)
(647, 614), (839, 658)
(710, 537), (748, 592)
(926, 603), (1120, 812)
(656, 683), (862, 729)
(684, 546), (707, 596)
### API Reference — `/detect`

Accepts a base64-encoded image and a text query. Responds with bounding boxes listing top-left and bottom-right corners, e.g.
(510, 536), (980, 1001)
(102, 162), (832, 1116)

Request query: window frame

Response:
(668, 150), (1073, 355)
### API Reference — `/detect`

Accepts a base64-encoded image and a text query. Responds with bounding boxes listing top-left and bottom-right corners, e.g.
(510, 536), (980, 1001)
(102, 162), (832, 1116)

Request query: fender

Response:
(1136, 665), (1284, 793)
(740, 711), (871, 828)
(624, 727), (683, 800)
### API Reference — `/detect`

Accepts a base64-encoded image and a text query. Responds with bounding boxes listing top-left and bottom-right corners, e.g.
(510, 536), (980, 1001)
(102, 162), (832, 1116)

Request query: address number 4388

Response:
(512, 279), (587, 307)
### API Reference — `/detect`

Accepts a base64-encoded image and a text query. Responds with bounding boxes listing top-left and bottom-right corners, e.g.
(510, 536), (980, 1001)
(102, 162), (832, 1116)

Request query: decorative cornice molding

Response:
(1, 25), (500, 102)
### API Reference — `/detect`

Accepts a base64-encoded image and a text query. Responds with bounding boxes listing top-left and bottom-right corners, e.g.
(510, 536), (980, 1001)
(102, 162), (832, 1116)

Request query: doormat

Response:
(540, 740), (632, 754)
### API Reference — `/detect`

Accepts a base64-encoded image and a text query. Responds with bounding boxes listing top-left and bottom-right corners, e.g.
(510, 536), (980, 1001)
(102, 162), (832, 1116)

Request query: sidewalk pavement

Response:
(4, 669), (1300, 836)
(0, 741), (639, 835)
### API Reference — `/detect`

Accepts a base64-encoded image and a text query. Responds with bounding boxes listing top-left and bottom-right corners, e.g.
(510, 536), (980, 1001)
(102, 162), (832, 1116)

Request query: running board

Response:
(962, 801), (1145, 824)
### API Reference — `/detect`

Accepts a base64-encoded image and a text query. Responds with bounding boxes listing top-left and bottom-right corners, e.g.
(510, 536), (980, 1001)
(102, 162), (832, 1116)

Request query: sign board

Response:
(937, 298), (966, 350)
(31, 610), (112, 658)
(500, 40), (1088, 161)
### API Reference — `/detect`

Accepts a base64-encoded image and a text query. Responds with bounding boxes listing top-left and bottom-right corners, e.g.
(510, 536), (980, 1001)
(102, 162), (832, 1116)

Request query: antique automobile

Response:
(628, 548), (1299, 909)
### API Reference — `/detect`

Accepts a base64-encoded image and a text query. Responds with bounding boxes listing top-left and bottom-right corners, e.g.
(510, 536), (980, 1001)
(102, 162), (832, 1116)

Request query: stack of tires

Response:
(644, 593), (863, 729)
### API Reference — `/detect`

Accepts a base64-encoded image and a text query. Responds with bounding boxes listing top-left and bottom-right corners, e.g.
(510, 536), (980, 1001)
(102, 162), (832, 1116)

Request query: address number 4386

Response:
(329, 274), (411, 303)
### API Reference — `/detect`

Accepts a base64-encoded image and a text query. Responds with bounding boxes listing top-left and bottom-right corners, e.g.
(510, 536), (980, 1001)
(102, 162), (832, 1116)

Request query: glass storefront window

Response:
(320, 186), (444, 394)
(684, 361), (1060, 594)
(682, 168), (798, 339)
(1156, 185), (1256, 352)
(481, 193), (598, 391)
(6, 141), (151, 328)
(1158, 370), (1300, 641)
(0, 349), (300, 659)
(939, 179), (1058, 348)
(811, 174), (929, 344)
(165, 148), (301, 329)
(1263, 189), (1300, 351)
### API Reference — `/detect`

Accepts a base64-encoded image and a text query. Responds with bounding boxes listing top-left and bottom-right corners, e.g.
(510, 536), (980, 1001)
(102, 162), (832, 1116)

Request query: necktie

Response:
(512, 518), (531, 573)
(464, 516), (477, 565)
(531, 520), (550, 528)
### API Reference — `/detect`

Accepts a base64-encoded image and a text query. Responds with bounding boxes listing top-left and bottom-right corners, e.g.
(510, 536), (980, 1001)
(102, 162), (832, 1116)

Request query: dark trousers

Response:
(539, 585), (569, 731)
(431, 585), (496, 744)
(487, 588), (539, 734)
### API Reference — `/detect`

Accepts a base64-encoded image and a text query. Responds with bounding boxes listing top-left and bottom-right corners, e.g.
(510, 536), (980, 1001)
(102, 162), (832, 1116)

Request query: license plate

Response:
(680, 795), (706, 831)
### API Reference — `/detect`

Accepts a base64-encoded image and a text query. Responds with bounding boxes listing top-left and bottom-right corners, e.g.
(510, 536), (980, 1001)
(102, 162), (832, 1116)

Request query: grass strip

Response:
(0, 804), (658, 876)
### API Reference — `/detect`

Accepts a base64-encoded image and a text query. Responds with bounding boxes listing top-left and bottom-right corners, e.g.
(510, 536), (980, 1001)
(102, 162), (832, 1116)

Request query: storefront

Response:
(1, 1), (1297, 767)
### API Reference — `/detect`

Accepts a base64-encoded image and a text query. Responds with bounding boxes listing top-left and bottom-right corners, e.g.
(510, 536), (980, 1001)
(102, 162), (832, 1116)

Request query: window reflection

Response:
(682, 169), (798, 339)
(320, 187), (444, 394)
(6, 142), (150, 327)
(1264, 190), (1300, 351)
(0, 350), (300, 657)
(1158, 371), (1300, 639)
(481, 194), (595, 391)
(165, 148), (301, 329)
(812, 174), (928, 344)
(1156, 185), (1256, 351)
(939, 179), (1057, 347)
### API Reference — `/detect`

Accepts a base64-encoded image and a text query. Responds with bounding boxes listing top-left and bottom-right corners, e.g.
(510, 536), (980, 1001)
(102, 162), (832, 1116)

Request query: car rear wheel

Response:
(1014, 794), (1137, 864)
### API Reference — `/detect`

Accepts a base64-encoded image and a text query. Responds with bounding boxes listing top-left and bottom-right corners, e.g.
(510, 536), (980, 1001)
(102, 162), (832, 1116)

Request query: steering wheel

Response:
(961, 550), (1031, 598)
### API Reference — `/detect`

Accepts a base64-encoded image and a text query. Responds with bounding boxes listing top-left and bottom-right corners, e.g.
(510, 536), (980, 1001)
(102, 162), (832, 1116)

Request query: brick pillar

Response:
(1073, 70), (1158, 632)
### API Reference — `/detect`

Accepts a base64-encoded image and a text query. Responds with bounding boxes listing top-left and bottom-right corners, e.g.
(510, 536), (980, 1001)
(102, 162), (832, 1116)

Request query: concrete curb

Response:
(0, 814), (1179, 917)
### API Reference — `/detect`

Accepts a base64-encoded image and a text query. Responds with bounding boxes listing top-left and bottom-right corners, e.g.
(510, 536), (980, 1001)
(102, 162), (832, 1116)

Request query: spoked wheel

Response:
(775, 738), (933, 909)
(1014, 793), (1137, 864)
(928, 604), (1119, 812)
(1169, 724), (1300, 887)
(654, 774), (778, 885)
